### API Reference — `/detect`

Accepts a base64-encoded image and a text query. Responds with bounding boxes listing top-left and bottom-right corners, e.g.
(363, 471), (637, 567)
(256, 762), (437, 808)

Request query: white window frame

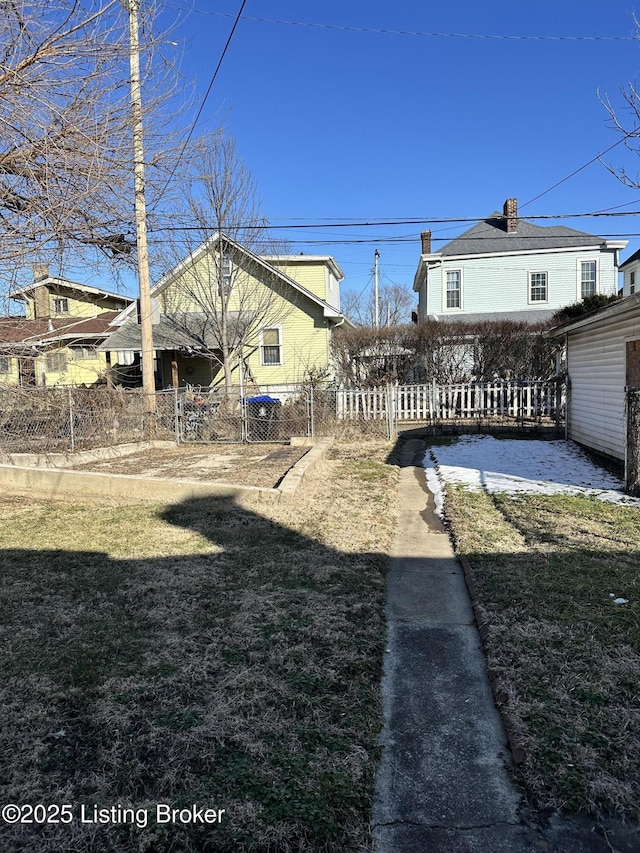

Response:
(46, 350), (68, 372)
(630, 270), (636, 295)
(70, 345), (97, 360)
(444, 268), (463, 310)
(578, 258), (598, 300)
(52, 297), (69, 314)
(528, 270), (548, 304)
(260, 325), (283, 367)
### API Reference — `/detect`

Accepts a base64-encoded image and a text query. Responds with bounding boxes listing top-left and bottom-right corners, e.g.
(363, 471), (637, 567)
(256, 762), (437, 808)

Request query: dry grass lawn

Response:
(444, 486), (640, 823)
(0, 441), (397, 852)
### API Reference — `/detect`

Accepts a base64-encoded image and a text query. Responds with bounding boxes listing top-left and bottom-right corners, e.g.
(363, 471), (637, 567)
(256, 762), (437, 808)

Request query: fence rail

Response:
(0, 380), (563, 454)
(336, 380), (561, 423)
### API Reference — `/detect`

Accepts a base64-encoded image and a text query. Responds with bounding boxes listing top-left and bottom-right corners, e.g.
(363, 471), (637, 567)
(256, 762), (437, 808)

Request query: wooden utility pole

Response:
(374, 249), (380, 328)
(127, 0), (156, 424)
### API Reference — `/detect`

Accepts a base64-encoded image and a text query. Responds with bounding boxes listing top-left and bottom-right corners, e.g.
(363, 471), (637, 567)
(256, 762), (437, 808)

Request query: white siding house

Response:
(414, 198), (626, 324)
(619, 248), (640, 298)
(548, 293), (640, 464)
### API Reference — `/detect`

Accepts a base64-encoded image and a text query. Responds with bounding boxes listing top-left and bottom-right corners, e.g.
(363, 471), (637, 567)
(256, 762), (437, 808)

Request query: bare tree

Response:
(600, 57), (640, 188)
(158, 134), (291, 394)
(342, 280), (414, 327)
(0, 0), (185, 286)
(331, 319), (558, 387)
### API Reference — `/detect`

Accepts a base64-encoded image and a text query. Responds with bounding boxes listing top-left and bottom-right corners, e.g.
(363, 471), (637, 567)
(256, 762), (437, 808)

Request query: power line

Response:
(147, 210), (640, 234)
(151, 0), (248, 211)
(167, 7), (635, 42)
(521, 131), (640, 209)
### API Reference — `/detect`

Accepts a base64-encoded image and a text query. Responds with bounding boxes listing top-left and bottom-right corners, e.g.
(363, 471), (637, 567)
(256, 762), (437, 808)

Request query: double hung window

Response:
(580, 261), (597, 298)
(446, 270), (461, 309)
(260, 327), (282, 366)
(529, 272), (548, 302)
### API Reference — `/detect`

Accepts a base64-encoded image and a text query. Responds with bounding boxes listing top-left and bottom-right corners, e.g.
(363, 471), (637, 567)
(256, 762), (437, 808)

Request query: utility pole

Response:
(127, 0), (156, 425)
(374, 249), (380, 328)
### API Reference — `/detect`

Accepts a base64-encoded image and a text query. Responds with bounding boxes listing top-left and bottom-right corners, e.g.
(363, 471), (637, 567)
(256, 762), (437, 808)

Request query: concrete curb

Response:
(278, 436), (334, 496)
(0, 441), (175, 469)
(0, 437), (334, 504)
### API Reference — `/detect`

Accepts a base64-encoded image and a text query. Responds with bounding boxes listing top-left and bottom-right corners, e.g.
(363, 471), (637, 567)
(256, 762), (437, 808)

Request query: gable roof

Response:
(10, 276), (133, 305)
(619, 247), (640, 270)
(439, 214), (606, 257)
(113, 232), (350, 327)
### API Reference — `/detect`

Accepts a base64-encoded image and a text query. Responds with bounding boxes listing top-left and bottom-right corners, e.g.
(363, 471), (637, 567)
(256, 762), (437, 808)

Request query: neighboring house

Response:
(1, 271), (133, 387)
(619, 249), (640, 297)
(103, 233), (351, 390)
(547, 292), (640, 469)
(413, 198), (627, 324)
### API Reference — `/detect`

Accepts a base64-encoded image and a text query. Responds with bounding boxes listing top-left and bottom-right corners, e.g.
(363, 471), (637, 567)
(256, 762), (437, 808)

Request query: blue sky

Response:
(135, 1), (640, 303)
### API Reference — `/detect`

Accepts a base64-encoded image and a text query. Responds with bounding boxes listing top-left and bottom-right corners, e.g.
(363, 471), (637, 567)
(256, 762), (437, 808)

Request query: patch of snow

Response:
(424, 435), (640, 509)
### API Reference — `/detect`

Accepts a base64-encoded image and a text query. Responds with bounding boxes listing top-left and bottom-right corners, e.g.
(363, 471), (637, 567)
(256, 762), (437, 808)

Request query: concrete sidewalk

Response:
(371, 438), (639, 853)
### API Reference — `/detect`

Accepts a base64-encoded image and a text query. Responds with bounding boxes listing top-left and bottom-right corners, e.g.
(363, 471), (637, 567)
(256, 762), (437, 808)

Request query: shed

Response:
(548, 294), (640, 487)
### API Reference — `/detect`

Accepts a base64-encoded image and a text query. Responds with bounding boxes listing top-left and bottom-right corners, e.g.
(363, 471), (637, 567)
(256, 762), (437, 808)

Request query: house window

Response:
(218, 251), (232, 297)
(631, 271), (636, 295)
(46, 351), (67, 372)
(529, 271), (548, 302)
(70, 345), (96, 360)
(260, 327), (282, 366)
(446, 270), (461, 309)
(0, 356), (10, 374)
(53, 297), (69, 314)
(580, 261), (597, 298)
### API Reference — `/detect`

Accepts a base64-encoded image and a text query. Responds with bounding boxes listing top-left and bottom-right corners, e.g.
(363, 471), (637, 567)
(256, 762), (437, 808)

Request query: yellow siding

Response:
(159, 252), (332, 386)
(25, 291), (128, 320)
(0, 356), (19, 386)
(268, 261), (328, 302)
(244, 304), (330, 386)
(37, 348), (110, 387)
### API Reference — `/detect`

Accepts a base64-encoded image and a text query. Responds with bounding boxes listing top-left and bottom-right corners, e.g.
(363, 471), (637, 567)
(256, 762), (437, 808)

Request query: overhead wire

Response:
(150, 0), (248, 212)
(521, 130), (640, 209)
(165, 6), (635, 42)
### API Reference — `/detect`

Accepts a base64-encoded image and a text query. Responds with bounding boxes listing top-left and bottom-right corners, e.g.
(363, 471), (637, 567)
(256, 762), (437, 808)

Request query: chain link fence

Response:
(0, 380), (560, 455)
(626, 388), (640, 496)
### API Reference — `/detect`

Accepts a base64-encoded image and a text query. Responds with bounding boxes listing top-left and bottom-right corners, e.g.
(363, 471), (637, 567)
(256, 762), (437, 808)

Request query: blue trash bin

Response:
(246, 395), (281, 440)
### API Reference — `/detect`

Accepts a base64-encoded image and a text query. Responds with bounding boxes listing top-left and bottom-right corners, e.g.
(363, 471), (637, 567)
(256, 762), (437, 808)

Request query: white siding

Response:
(427, 248), (617, 317)
(567, 314), (640, 460)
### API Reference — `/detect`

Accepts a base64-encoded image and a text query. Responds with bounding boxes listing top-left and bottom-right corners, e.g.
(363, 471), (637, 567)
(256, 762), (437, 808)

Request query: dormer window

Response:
(631, 271), (636, 295)
(53, 297), (68, 314)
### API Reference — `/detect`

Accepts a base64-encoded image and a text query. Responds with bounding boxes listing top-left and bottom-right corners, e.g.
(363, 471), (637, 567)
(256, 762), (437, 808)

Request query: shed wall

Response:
(567, 314), (640, 460)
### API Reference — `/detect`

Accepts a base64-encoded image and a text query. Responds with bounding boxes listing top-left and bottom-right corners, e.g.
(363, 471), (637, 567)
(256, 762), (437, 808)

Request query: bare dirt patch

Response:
(69, 443), (309, 488)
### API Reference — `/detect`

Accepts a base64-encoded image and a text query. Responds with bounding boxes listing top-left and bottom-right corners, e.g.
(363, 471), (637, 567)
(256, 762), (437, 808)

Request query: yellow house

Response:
(104, 233), (351, 390)
(2, 272), (133, 386)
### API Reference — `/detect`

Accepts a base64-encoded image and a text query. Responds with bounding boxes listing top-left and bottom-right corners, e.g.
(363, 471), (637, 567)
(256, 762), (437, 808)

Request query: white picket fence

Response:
(336, 381), (560, 422)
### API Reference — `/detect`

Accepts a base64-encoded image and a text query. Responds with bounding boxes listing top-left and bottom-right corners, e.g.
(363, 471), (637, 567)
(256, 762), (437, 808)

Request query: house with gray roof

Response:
(413, 198), (627, 324)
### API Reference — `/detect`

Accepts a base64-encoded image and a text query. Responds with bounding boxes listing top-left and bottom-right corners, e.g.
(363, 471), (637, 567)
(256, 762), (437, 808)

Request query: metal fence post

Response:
(241, 395), (247, 442)
(68, 388), (75, 451)
(309, 385), (315, 437)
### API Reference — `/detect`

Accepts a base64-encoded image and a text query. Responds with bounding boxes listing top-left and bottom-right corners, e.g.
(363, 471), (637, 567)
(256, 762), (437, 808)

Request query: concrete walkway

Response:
(371, 438), (639, 853)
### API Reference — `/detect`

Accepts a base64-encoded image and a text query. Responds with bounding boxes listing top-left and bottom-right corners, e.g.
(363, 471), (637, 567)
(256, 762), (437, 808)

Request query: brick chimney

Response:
(32, 264), (49, 282)
(503, 198), (518, 233)
(33, 285), (51, 319)
(420, 230), (432, 254)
